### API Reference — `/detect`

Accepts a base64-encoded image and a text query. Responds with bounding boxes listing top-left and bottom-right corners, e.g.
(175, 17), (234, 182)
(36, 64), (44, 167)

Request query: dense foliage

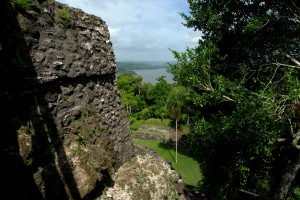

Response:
(117, 73), (177, 123)
(170, 0), (300, 199)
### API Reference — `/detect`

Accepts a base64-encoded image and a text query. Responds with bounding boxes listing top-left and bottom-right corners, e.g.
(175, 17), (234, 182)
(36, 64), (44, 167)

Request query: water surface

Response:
(133, 68), (174, 84)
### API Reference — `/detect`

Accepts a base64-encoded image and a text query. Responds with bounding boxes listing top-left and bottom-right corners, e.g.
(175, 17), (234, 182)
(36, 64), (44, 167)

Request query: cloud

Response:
(108, 27), (120, 38)
(185, 31), (203, 47)
(57, 0), (200, 61)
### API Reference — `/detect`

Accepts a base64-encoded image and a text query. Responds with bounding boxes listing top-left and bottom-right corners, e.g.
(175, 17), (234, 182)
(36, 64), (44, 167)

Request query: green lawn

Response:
(134, 139), (202, 187)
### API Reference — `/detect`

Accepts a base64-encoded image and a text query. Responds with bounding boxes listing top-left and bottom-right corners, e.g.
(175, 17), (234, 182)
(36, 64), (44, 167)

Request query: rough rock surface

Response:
(101, 145), (207, 200)
(0, 0), (133, 199)
(101, 146), (182, 200)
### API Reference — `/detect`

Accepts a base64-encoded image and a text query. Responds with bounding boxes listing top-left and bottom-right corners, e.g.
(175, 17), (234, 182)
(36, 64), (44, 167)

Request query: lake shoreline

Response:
(116, 61), (175, 84)
(133, 68), (174, 84)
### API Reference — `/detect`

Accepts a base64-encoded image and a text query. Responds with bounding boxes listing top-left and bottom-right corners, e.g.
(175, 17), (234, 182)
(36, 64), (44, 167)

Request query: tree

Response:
(147, 76), (172, 119)
(166, 86), (188, 163)
(117, 72), (146, 115)
(171, 0), (300, 199)
(117, 73), (173, 121)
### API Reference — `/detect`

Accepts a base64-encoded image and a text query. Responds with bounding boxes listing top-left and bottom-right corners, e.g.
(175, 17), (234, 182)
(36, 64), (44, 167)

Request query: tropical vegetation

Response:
(117, 0), (300, 199)
(117, 72), (175, 123)
(169, 0), (300, 199)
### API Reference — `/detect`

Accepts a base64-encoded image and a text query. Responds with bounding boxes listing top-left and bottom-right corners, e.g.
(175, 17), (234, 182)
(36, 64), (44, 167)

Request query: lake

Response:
(133, 68), (174, 84)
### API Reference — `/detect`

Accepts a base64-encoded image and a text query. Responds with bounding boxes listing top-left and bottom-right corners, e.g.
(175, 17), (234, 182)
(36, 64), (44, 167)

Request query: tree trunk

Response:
(274, 150), (300, 199)
(176, 118), (178, 163)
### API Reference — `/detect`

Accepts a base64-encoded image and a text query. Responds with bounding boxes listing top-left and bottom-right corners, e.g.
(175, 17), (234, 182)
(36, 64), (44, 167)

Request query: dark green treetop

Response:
(171, 0), (300, 199)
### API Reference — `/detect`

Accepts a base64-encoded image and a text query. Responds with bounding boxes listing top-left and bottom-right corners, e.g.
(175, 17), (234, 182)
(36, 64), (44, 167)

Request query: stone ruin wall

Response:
(0, 0), (134, 199)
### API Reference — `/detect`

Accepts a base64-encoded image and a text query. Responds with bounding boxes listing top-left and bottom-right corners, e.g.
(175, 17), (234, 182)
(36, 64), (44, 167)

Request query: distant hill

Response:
(116, 61), (175, 74)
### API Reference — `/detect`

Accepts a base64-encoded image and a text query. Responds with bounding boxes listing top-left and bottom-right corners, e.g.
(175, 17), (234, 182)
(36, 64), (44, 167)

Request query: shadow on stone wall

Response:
(0, 1), (81, 199)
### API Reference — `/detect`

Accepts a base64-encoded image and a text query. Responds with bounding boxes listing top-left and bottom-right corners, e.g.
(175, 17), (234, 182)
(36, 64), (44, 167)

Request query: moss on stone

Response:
(11, 0), (33, 10)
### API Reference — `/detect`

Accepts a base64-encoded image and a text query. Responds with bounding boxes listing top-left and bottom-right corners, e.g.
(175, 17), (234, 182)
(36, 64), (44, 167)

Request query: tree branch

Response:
(286, 54), (300, 67)
(263, 64), (280, 93)
(233, 188), (269, 199)
(222, 95), (234, 102)
(292, 135), (300, 150)
(272, 62), (300, 69)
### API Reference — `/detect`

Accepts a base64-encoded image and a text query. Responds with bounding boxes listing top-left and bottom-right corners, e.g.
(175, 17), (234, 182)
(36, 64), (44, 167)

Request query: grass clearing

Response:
(131, 118), (172, 138)
(130, 118), (171, 130)
(134, 139), (202, 187)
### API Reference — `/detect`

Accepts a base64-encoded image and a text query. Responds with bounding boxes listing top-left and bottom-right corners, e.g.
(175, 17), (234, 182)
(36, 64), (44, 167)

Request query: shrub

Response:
(57, 7), (70, 22)
(12, 0), (33, 10)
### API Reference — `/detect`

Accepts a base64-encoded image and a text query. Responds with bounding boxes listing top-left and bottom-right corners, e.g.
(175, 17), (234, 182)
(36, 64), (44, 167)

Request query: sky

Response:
(56, 0), (202, 62)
